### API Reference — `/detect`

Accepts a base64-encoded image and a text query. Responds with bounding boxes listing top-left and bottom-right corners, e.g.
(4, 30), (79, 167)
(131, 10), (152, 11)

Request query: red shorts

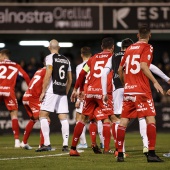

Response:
(121, 94), (156, 119)
(22, 95), (40, 120)
(0, 89), (18, 110)
(83, 93), (113, 121)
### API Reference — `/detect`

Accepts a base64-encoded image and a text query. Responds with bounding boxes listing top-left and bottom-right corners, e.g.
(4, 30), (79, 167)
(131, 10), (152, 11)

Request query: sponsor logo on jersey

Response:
(124, 83), (137, 89)
(86, 94), (102, 99)
(0, 92), (10, 96)
(124, 95), (136, 102)
(53, 80), (66, 86)
(87, 86), (101, 92)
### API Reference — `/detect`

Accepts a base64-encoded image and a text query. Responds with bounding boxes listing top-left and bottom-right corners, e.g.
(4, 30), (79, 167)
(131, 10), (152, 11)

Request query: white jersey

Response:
(45, 53), (71, 94)
(76, 61), (87, 79)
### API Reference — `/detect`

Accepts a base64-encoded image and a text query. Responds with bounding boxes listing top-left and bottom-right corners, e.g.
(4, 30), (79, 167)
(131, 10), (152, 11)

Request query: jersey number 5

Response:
(93, 61), (105, 78)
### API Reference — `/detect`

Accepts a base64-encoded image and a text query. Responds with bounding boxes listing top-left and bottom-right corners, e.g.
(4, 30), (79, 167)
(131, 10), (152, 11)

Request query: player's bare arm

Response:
(39, 65), (53, 101)
(70, 88), (78, 102)
(140, 62), (164, 95)
(66, 71), (72, 95)
(118, 65), (124, 85)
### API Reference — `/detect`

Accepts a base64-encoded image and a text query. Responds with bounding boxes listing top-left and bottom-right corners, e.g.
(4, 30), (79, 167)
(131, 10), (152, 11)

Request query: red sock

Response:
(147, 123), (156, 150)
(23, 120), (35, 144)
(40, 130), (44, 146)
(89, 121), (97, 145)
(103, 122), (111, 152)
(12, 119), (20, 139)
(71, 122), (85, 147)
(111, 122), (117, 150)
(117, 125), (126, 152)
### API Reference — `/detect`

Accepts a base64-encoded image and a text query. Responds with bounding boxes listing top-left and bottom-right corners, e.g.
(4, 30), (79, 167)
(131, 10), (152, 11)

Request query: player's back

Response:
(25, 67), (46, 98)
(86, 51), (113, 94)
(0, 59), (20, 90)
(122, 42), (153, 94)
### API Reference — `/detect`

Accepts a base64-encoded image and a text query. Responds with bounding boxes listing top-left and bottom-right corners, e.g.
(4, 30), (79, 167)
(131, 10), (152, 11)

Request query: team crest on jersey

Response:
(148, 55), (151, 60)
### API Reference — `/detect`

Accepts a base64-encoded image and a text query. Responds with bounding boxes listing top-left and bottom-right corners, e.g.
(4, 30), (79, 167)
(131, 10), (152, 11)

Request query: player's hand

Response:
(79, 91), (84, 101)
(167, 79), (170, 85)
(102, 94), (108, 105)
(70, 88), (77, 102)
(153, 82), (164, 95)
(75, 100), (81, 108)
(39, 92), (45, 102)
(166, 89), (170, 95)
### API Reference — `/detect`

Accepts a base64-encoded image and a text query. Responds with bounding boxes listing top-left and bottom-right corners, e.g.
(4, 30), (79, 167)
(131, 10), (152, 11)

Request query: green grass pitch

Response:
(0, 132), (169, 170)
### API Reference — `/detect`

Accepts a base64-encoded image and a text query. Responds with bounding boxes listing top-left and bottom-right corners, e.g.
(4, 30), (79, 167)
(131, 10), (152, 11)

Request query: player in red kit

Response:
(70, 37), (119, 156)
(21, 66), (49, 149)
(0, 49), (30, 147)
(117, 25), (164, 162)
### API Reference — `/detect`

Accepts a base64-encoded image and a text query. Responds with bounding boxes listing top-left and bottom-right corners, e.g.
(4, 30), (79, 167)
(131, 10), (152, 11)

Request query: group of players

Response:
(0, 24), (169, 162)
(69, 24), (169, 162)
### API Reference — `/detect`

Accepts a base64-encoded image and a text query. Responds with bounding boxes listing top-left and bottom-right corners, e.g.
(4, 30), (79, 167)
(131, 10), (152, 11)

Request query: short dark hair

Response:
(139, 24), (150, 39)
(81, 46), (92, 57)
(121, 38), (134, 48)
(0, 49), (11, 58)
(101, 37), (114, 49)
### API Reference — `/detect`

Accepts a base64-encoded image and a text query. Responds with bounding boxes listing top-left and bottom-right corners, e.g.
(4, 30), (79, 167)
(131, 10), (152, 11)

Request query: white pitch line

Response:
(0, 150), (84, 161)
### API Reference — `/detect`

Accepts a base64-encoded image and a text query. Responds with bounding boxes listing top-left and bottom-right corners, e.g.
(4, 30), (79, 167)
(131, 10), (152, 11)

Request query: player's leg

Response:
(138, 117), (148, 154)
(57, 95), (70, 152)
(97, 120), (104, 149)
(70, 97), (95, 156)
(5, 93), (20, 148)
(76, 100), (88, 149)
(70, 114), (88, 156)
(36, 93), (56, 152)
(146, 115), (163, 162)
(58, 113), (69, 152)
(10, 110), (20, 148)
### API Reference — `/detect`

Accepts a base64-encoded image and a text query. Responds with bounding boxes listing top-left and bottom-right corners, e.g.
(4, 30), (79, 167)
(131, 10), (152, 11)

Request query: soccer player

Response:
(0, 49), (30, 147)
(69, 37), (119, 156)
(36, 39), (72, 152)
(116, 25), (164, 162)
(21, 66), (47, 150)
(75, 46), (91, 149)
(75, 47), (104, 149)
(102, 38), (170, 156)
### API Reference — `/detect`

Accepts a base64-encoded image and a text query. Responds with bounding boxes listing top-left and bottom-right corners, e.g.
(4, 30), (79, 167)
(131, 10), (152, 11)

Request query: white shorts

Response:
(75, 100), (84, 114)
(40, 92), (69, 114)
(113, 88), (124, 115)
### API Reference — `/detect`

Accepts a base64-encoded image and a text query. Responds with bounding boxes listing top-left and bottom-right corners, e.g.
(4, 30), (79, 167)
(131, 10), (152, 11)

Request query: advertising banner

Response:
(0, 4), (100, 33)
(103, 4), (170, 33)
(0, 3), (170, 33)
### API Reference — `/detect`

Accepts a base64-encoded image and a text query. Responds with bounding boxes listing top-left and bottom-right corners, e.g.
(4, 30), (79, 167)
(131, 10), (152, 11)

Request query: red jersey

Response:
(24, 67), (46, 98)
(120, 42), (153, 94)
(84, 50), (113, 95)
(0, 59), (30, 90)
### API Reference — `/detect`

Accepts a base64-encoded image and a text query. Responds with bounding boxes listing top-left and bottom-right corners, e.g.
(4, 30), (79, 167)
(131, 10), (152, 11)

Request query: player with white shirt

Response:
(36, 39), (72, 152)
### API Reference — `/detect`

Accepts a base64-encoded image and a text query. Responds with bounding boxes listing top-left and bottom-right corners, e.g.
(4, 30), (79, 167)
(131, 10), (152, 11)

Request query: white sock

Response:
(60, 119), (69, 146)
(97, 120), (104, 145)
(40, 118), (50, 146)
(138, 117), (148, 148)
(79, 126), (87, 144)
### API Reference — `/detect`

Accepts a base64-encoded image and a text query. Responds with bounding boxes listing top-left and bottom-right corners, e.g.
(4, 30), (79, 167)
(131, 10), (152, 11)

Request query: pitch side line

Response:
(0, 150), (84, 161)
